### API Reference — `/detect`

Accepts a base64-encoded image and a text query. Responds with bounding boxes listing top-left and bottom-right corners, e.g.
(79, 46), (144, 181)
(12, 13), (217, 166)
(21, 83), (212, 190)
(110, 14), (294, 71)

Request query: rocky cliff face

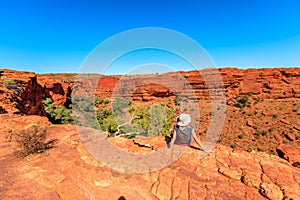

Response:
(0, 69), (46, 115)
(1, 68), (299, 114)
(82, 68), (300, 101)
(0, 70), (75, 115)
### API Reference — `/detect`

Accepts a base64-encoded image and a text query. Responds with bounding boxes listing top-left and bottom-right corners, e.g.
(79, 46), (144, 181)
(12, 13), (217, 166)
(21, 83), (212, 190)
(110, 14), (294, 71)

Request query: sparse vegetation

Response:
(3, 78), (17, 89)
(257, 147), (263, 152)
(95, 97), (104, 106)
(273, 114), (279, 119)
(261, 130), (267, 136)
(43, 98), (75, 124)
(268, 128), (274, 133)
(234, 94), (250, 108)
(238, 134), (244, 139)
(6, 124), (58, 158)
(174, 98), (180, 106)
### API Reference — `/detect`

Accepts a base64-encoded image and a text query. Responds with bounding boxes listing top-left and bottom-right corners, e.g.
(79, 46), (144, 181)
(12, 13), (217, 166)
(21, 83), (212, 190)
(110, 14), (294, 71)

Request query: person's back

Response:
(169, 113), (202, 149)
(173, 125), (193, 146)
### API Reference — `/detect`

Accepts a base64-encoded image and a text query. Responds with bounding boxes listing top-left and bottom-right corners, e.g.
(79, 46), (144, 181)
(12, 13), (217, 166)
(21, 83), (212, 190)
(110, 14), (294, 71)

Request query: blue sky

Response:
(0, 0), (299, 74)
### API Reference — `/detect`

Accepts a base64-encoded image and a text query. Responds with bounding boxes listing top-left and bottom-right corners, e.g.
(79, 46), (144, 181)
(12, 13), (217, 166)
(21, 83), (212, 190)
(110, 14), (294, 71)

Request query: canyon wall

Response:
(0, 68), (299, 114)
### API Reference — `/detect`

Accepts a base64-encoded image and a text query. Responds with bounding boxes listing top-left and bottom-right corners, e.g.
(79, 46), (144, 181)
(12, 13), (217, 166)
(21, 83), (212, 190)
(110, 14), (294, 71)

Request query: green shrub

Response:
(261, 130), (267, 136)
(234, 95), (250, 108)
(238, 134), (244, 139)
(257, 147), (263, 152)
(8, 124), (58, 158)
(102, 115), (118, 134)
(268, 128), (274, 132)
(72, 96), (95, 112)
(95, 97), (104, 106)
(3, 78), (17, 89)
(97, 108), (113, 122)
(174, 98), (180, 106)
(42, 98), (75, 124)
(112, 97), (131, 116)
(147, 104), (169, 136)
(230, 144), (237, 149)
(132, 105), (150, 128)
(273, 114), (278, 119)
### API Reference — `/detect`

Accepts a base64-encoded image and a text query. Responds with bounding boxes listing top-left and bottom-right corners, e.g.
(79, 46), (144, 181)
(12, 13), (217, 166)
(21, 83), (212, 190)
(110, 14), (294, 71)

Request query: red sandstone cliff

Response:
(1, 68), (299, 115)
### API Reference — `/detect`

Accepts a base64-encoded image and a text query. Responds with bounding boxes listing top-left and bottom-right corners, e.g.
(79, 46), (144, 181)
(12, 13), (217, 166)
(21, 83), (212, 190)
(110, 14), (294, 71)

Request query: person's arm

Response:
(191, 129), (202, 148)
(169, 127), (176, 149)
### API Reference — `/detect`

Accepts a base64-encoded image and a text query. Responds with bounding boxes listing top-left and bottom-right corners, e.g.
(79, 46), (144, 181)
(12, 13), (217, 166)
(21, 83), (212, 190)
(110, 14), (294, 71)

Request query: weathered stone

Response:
(1, 115), (299, 199)
(277, 143), (300, 163)
(274, 133), (283, 143)
(260, 182), (283, 200)
(283, 131), (296, 141)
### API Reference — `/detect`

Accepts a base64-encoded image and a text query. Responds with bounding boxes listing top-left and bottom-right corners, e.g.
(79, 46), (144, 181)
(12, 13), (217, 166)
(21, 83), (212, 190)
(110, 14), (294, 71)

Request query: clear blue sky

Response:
(0, 0), (299, 74)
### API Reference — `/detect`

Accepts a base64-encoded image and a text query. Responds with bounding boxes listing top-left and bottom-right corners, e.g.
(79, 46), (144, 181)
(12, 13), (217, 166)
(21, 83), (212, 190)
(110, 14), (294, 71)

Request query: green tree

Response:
(132, 105), (150, 129)
(112, 97), (131, 117)
(147, 104), (169, 136)
(102, 115), (118, 134)
(42, 98), (74, 124)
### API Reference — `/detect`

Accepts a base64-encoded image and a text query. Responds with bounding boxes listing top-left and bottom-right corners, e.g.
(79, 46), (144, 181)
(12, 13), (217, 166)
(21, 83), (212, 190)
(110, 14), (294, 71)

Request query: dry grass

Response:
(6, 124), (58, 157)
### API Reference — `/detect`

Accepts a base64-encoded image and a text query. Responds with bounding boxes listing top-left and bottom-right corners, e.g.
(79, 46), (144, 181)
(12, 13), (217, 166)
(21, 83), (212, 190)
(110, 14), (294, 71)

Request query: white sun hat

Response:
(176, 113), (191, 127)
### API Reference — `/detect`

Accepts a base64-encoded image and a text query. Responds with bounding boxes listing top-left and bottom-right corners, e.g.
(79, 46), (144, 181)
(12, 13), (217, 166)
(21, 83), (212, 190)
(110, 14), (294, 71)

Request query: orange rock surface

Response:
(1, 68), (300, 115)
(0, 115), (300, 200)
(1, 68), (300, 199)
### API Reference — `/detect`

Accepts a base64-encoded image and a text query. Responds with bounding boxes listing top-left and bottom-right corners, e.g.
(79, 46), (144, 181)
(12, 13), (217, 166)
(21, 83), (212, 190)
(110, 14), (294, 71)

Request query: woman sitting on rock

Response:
(169, 113), (202, 149)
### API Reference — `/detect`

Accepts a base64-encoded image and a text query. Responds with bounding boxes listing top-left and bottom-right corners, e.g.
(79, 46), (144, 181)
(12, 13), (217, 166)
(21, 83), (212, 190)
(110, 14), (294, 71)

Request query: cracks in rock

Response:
(187, 181), (191, 200)
(258, 160), (285, 199)
(291, 169), (299, 186)
(151, 168), (162, 196)
(258, 160), (267, 198)
(243, 184), (248, 199)
(169, 173), (176, 200)
(69, 175), (91, 200)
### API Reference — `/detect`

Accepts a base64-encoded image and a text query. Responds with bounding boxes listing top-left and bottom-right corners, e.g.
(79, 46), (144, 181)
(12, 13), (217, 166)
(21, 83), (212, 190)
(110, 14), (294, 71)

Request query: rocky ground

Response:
(0, 68), (300, 199)
(0, 115), (300, 200)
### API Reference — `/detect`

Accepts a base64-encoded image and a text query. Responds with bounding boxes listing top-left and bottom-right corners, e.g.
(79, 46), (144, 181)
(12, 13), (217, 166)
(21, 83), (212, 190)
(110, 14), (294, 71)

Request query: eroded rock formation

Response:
(1, 68), (300, 115)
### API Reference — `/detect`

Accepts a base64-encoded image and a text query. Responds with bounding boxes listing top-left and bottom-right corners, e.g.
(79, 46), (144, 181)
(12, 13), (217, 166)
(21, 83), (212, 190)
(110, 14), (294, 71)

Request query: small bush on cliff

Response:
(234, 95), (250, 108)
(7, 124), (58, 158)
(174, 98), (180, 106)
(3, 78), (18, 89)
